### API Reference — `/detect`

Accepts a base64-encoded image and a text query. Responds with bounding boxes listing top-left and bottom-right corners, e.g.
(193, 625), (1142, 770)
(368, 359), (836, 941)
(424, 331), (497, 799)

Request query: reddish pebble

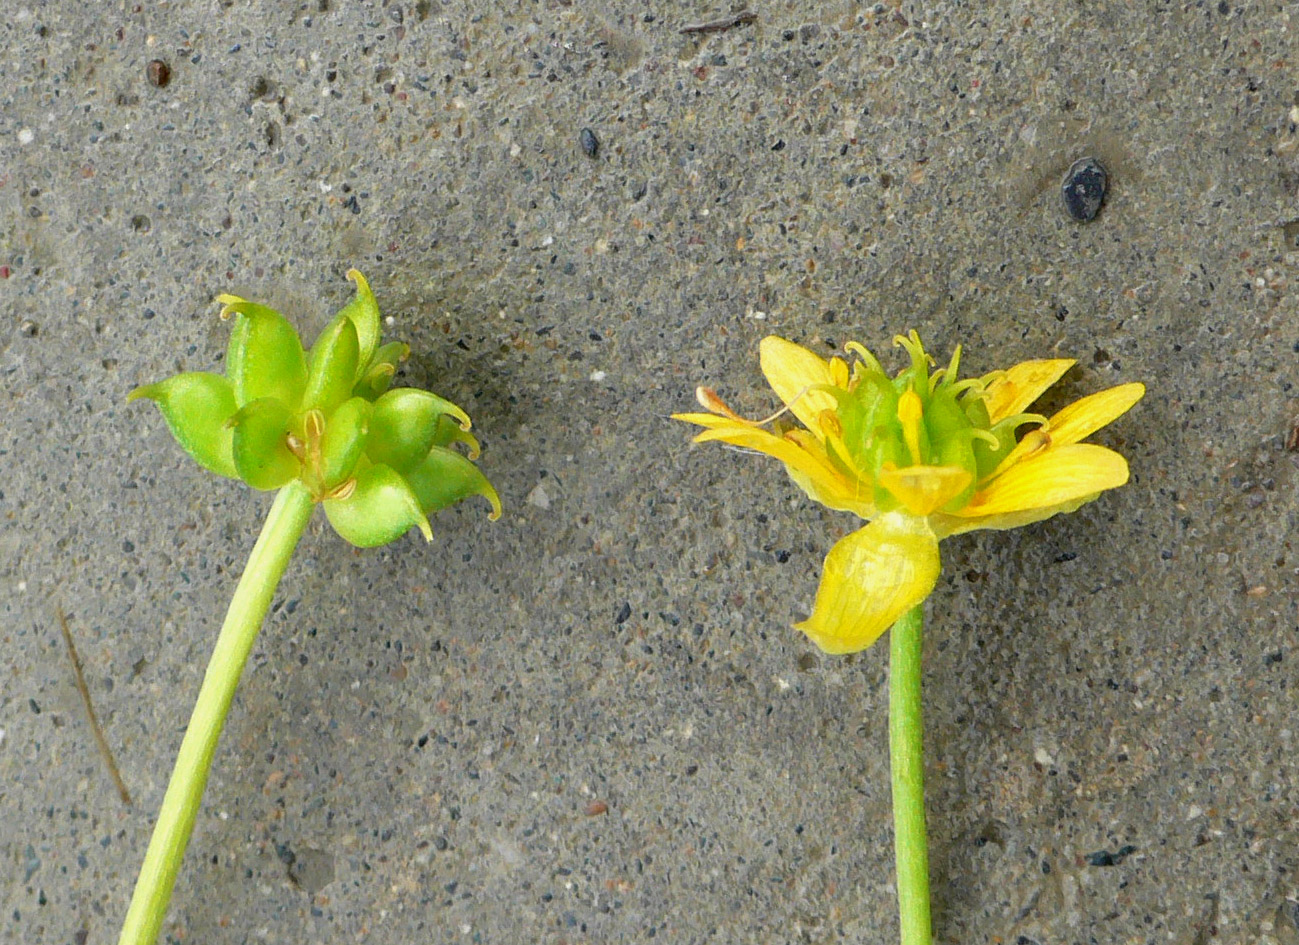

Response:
(585, 800), (609, 816)
(0, 266), (10, 279)
(147, 59), (170, 88)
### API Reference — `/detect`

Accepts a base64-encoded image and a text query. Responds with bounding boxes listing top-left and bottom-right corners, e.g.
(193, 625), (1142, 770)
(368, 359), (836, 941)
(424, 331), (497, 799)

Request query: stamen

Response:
(302, 409), (325, 473)
(696, 385), (812, 427)
(1021, 428), (1051, 457)
(829, 356), (850, 389)
(322, 478), (357, 501)
(695, 386), (750, 422)
(823, 431), (865, 483)
(302, 409), (325, 443)
(284, 432), (307, 462)
(755, 399), (802, 426)
(897, 389), (925, 465)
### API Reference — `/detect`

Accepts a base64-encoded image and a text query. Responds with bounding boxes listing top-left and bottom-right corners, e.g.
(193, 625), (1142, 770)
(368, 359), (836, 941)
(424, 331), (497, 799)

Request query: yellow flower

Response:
(673, 332), (1143, 655)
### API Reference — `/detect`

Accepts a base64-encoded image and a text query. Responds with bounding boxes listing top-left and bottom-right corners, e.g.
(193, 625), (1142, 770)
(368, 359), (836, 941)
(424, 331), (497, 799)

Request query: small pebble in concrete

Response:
(147, 59), (171, 88)
(1085, 844), (1137, 866)
(1062, 157), (1107, 222)
(579, 127), (599, 158)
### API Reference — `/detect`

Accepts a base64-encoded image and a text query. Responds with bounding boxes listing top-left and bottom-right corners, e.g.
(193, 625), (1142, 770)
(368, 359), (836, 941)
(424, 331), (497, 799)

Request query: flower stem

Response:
(118, 482), (315, 945)
(889, 603), (932, 945)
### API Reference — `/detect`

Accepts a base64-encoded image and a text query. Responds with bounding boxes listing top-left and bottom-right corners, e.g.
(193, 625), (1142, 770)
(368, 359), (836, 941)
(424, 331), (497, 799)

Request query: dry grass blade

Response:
(56, 606), (132, 807)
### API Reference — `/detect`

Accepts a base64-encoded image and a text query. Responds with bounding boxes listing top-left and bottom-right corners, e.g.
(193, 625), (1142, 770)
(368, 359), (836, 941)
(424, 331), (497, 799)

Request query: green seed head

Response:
(130, 271), (501, 546)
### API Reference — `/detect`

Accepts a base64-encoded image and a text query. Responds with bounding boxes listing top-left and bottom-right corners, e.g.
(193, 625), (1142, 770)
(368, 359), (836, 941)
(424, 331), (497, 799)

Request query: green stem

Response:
(889, 603), (932, 945)
(118, 482), (315, 945)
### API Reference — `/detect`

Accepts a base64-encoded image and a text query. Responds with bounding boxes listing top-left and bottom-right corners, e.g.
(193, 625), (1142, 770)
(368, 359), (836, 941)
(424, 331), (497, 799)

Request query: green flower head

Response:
(130, 270), (501, 547)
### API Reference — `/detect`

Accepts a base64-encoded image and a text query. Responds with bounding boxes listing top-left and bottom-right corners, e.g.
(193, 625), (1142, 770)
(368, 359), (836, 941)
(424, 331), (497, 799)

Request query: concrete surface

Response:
(3, 1), (1299, 942)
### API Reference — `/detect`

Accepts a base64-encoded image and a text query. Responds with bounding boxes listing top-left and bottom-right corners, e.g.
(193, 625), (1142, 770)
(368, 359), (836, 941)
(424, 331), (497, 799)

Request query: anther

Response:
(284, 432), (307, 461)
(818, 410), (843, 438)
(898, 389), (925, 465)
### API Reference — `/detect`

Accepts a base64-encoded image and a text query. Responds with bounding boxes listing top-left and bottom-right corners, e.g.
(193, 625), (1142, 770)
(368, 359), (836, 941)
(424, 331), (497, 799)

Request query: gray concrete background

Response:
(3, 1), (1298, 942)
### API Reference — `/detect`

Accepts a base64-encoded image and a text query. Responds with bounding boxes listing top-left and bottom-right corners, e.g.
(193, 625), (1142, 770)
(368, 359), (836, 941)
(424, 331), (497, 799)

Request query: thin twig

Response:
(679, 10), (757, 34)
(56, 606), (132, 807)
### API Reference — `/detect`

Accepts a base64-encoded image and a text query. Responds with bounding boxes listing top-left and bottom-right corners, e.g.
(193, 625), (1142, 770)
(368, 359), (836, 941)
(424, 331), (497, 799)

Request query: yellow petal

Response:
(984, 427), (1051, 480)
(957, 443), (1129, 518)
(877, 464), (972, 516)
(982, 359), (1075, 424)
(932, 493), (1099, 538)
(671, 411), (739, 430)
(691, 424), (861, 510)
(759, 336), (840, 436)
(794, 511), (941, 655)
(785, 466), (875, 518)
(1046, 382), (1144, 446)
(783, 429), (875, 517)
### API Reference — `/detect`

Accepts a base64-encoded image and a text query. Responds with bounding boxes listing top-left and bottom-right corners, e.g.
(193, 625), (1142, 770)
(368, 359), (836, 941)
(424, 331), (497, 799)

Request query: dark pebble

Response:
(1062, 157), (1107, 222)
(147, 59), (171, 88)
(615, 601), (631, 624)
(579, 127), (599, 157)
(1084, 844), (1136, 867)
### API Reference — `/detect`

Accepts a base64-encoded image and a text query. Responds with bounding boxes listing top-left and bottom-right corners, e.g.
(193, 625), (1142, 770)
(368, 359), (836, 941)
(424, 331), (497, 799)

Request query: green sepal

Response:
(303, 316), (360, 416)
(128, 372), (238, 478)
(934, 435), (978, 512)
(431, 413), (481, 459)
(866, 424), (906, 512)
(322, 463), (432, 547)
(405, 445), (502, 520)
(924, 387), (979, 510)
(331, 270), (381, 381)
(319, 397), (371, 491)
(229, 397), (301, 490)
(366, 388), (472, 473)
(923, 387), (970, 444)
(839, 373), (896, 469)
(219, 297), (308, 409)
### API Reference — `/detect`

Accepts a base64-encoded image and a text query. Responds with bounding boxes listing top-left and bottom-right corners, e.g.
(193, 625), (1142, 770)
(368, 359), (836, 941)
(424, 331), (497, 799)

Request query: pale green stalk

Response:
(889, 603), (932, 945)
(118, 482), (315, 945)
